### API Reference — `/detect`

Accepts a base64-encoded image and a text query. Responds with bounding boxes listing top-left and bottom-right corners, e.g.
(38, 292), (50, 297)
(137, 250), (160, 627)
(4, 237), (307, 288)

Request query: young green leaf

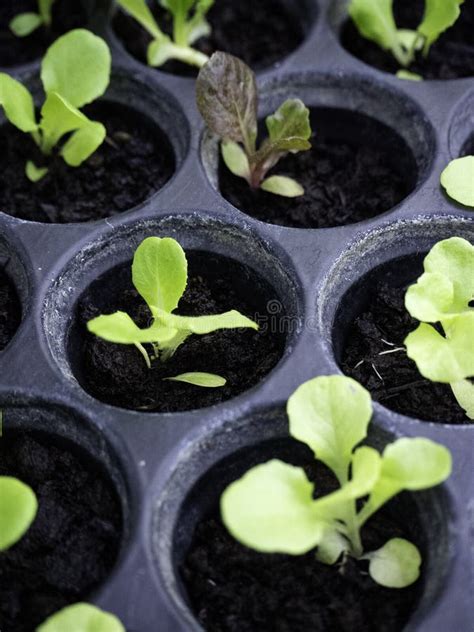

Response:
(287, 375), (372, 483)
(26, 161), (49, 182)
(164, 372), (227, 387)
(315, 528), (349, 565)
(39, 0), (56, 25)
(153, 306), (259, 334)
(451, 379), (474, 419)
(0, 73), (38, 133)
(441, 156), (474, 208)
(131, 236), (188, 313)
(221, 460), (327, 554)
(10, 12), (43, 37)
(221, 140), (251, 180)
(116, 0), (163, 39)
(41, 29), (111, 109)
(0, 476), (38, 551)
(263, 98), (311, 155)
(418, 0), (464, 55)
(36, 603), (125, 632)
(348, 0), (400, 56)
(197, 52), (257, 155)
(364, 538), (422, 588)
(358, 437), (452, 526)
(260, 176), (305, 197)
(396, 70), (423, 81)
(87, 311), (177, 345)
(405, 314), (474, 383)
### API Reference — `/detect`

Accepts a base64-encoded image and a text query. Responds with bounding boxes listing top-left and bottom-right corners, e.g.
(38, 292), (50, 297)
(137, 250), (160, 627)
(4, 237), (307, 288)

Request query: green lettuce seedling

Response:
(222, 375), (451, 588)
(349, 0), (464, 71)
(116, 0), (211, 68)
(0, 29), (111, 182)
(404, 237), (474, 419)
(0, 476), (37, 551)
(441, 156), (474, 208)
(196, 52), (312, 198)
(37, 603), (125, 632)
(87, 236), (258, 388)
(10, 0), (57, 37)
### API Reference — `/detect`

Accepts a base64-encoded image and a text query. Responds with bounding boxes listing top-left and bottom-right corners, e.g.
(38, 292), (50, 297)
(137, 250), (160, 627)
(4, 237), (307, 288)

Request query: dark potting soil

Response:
(0, 0), (87, 68)
(341, 0), (474, 80)
(73, 251), (287, 413)
(0, 267), (21, 350)
(113, 0), (307, 76)
(461, 132), (474, 155)
(219, 108), (417, 229)
(0, 431), (123, 632)
(181, 440), (424, 632)
(0, 101), (175, 223)
(340, 271), (470, 424)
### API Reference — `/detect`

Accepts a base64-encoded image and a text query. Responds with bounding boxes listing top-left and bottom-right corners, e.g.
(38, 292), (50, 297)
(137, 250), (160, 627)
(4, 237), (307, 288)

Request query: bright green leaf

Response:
(418, 0), (464, 54)
(260, 175), (305, 197)
(36, 603), (125, 632)
(451, 379), (474, 420)
(25, 161), (48, 182)
(153, 307), (258, 335)
(87, 311), (177, 345)
(405, 314), (474, 383)
(0, 476), (37, 551)
(221, 460), (326, 554)
(9, 12), (43, 37)
(396, 70), (423, 81)
(287, 375), (372, 483)
(39, 0), (56, 26)
(365, 538), (421, 588)
(315, 528), (349, 565)
(147, 35), (177, 67)
(221, 140), (251, 180)
(0, 73), (38, 133)
(164, 372), (226, 387)
(132, 237), (188, 313)
(61, 120), (106, 167)
(116, 0), (162, 38)
(41, 29), (111, 108)
(441, 156), (474, 208)
(265, 99), (311, 148)
(349, 0), (399, 53)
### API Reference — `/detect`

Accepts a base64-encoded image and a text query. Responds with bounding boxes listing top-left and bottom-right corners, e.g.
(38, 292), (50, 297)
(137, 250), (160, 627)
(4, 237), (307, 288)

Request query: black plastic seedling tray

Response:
(0, 0), (473, 630)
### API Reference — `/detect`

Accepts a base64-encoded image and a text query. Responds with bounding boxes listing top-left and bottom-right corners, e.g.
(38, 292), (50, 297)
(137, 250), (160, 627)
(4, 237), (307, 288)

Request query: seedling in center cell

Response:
(349, 0), (465, 77)
(116, 0), (212, 68)
(37, 603), (125, 632)
(10, 0), (57, 37)
(404, 236), (474, 419)
(87, 236), (258, 388)
(222, 375), (451, 588)
(0, 29), (111, 182)
(197, 52), (312, 198)
(0, 475), (37, 551)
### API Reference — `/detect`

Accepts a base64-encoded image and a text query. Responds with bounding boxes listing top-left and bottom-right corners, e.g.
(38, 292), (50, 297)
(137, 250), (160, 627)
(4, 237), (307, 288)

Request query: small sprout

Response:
(116, 0), (211, 68)
(87, 237), (258, 388)
(36, 603), (125, 632)
(441, 156), (474, 207)
(221, 375), (451, 588)
(0, 29), (111, 182)
(0, 476), (38, 551)
(196, 52), (312, 198)
(10, 0), (56, 37)
(404, 237), (474, 419)
(349, 0), (465, 70)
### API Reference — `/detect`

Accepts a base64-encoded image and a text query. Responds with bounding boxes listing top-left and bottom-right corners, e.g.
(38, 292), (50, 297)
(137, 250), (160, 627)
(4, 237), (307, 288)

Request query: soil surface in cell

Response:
(113, 0), (307, 76)
(181, 440), (424, 632)
(0, 266), (21, 350)
(341, 272), (470, 424)
(0, 102), (174, 223)
(341, 0), (474, 80)
(0, 431), (123, 632)
(0, 0), (87, 67)
(75, 251), (286, 412)
(219, 108), (417, 229)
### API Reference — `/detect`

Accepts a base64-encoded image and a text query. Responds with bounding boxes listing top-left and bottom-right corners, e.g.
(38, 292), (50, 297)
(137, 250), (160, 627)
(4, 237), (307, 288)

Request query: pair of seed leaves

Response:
(0, 29), (111, 181)
(349, 0), (464, 72)
(405, 237), (474, 418)
(10, 0), (56, 37)
(222, 375), (452, 588)
(87, 237), (258, 388)
(197, 52), (312, 197)
(116, 0), (212, 68)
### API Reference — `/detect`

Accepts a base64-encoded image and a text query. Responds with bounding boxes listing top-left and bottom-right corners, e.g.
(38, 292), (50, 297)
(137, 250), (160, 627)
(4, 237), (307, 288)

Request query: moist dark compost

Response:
(181, 439), (424, 632)
(219, 108), (417, 229)
(113, 0), (307, 76)
(73, 251), (287, 413)
(341, 0), (474, 80)
(0, 102), (175, 223)
(0, 431), (123, 632)
(0, 0), (87, 68)
(0, 266), (21, 350)
(339, 257), (470, 424)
